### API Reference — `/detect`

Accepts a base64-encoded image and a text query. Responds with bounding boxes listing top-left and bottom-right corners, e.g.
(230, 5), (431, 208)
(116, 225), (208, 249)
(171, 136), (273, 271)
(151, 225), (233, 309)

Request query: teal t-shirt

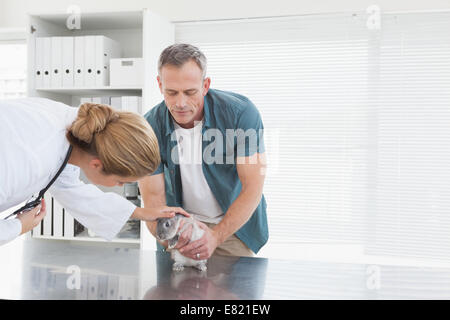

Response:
(144, 89), (268, 253)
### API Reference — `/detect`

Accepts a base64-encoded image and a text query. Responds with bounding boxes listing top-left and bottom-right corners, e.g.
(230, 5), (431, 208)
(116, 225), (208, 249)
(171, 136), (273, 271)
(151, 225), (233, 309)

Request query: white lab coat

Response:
(0, 98), (136, 245)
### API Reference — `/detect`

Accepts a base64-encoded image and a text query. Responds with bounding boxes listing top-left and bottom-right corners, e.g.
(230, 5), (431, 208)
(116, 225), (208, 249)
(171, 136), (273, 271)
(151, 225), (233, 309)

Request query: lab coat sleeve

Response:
(48, 164), (136, 241)
(0, 219), (22, 246)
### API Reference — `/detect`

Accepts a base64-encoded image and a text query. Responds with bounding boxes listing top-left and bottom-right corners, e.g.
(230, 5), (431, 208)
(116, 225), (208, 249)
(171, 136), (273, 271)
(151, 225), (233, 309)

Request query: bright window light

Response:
(0, 43), (27, 99)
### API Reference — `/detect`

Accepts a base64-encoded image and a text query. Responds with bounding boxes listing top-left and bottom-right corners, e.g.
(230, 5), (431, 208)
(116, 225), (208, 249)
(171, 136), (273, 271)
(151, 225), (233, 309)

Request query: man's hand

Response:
(173, 218), (193, 250)
(179, 222), (221, 260)
(132, 206), (190, 221)
(17, 198), (47, 235)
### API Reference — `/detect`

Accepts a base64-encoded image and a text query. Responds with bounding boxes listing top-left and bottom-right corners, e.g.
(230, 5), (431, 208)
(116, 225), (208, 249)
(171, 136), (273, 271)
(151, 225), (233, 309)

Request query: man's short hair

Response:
(158, 43), (207, 78)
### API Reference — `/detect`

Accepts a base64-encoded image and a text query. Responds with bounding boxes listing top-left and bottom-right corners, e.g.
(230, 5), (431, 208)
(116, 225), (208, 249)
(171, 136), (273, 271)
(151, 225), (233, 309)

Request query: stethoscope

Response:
(3, 145), (73, 220)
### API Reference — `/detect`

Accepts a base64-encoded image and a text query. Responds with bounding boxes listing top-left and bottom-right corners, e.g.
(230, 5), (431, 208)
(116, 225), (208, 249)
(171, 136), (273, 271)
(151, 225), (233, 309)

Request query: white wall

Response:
(1, 0), (450, 28)
(0, 1), (4, 26)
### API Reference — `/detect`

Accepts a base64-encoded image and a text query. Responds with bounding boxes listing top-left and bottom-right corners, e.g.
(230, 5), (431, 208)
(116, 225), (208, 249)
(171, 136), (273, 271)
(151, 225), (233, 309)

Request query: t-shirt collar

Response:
(164, 92), (212, 136)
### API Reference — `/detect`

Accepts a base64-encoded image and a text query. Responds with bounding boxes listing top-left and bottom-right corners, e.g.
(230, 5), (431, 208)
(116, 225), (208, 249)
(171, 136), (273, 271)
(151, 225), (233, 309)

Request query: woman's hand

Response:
(131, 206), (190, 221)
(17, 199), (47, 235)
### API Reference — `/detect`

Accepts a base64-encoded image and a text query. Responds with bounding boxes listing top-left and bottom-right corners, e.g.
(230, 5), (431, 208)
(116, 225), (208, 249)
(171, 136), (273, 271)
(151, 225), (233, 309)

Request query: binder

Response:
(101, 96), (111, 105)
(35, 37), (44, 88)
(32, 206), (42, 237)
(62, 37), (74, 87)
(87, 273), (99, 299)
(95, 36), (121, 87)
(53, 199), (63, 237)
(91, 96), (110, 105)
(122, 96), (129, 112)
(79, 97), (92, 105)
(110, 96), (123, 110)
(64, 210), (75, 238)
(84, 36), (97, 87)
(76, 275), (88, 299)
(42, 193), (52, 236)
(123, 96), (142, 114)
(74, 36), (85, 87)
(118, 276), (135, 300)
(137, 96), (142, 114)
(42, 37), (52, 88)
(50, 37), (63, 88)
(97, 275), (109, 300)
(107, 275), (119, 299)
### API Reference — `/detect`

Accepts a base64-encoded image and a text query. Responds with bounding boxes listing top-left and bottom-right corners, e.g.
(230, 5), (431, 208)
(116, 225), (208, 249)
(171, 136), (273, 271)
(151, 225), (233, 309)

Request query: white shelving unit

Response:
(26, 9), (175, 249)
(36, 86), (142, 96)
(35, 235), (140, 244)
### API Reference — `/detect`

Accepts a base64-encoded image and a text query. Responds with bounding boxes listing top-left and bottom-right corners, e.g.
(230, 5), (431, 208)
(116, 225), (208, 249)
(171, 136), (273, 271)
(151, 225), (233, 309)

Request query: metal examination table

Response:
(0, 239), (449, 299)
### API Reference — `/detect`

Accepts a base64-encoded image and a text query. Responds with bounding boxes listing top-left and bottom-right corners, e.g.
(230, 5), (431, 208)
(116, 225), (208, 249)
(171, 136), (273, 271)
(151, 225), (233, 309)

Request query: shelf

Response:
(32, 11), (143, 30)
(36, 86), (142, 96)
(33, 235), (140, 244)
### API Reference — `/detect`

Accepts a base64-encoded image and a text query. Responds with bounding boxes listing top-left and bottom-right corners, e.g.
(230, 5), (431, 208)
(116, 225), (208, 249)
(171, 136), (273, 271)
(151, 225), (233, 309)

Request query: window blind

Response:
(366, 12), (450, 262)
(174, 11), (450, 263)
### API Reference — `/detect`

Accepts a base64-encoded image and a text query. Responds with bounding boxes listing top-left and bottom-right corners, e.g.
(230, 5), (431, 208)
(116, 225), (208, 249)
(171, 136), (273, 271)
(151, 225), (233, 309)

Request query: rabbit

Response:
(156, 213), (207, 272)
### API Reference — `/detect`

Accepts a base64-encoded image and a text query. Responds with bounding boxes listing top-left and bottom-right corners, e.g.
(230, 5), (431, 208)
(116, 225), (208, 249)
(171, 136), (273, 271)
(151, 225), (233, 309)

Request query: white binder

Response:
(42, 37), (52, 88)
(118, 276), (135, 300)
(50, 37), (63, 88)
(74, 36), (85, 87)
(102, 96), (111, 105)
(64, 210), (75, 238)
(53, 199), (63, 237)
(97, 275), (109, 300)
(32, 205), (42, 237)
(62, 37), (74, 87)
(91, 96), (110, 105)
(79, 97), (92, 104)
(95, 36), (121, 87)
(42, 193), (52, 236)
(34, 37), (44, 89)
(84, 36), (97, 87)
(76, 275), (88, 299)
(107, 275), (119, 299)
(87, 274), (99, 299)
(110, 96), (122, 110)
(32, 222), (41, 237)
(137, 96), (142, 114)
(123, 96), (142, 114)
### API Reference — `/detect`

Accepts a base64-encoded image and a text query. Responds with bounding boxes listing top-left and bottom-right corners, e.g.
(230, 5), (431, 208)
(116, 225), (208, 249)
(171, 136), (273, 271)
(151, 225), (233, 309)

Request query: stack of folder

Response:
(35, 35), (121, 89)
(78, 96), (142, 114)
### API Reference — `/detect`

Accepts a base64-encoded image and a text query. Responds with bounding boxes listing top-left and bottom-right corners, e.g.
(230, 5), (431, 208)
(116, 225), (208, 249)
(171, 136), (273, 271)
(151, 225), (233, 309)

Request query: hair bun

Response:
(71, 103), (119, 143)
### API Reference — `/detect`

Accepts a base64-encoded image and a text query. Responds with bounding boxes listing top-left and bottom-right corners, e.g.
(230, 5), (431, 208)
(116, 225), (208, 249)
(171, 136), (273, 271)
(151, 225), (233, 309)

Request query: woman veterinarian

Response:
(0, 97), (188, 245)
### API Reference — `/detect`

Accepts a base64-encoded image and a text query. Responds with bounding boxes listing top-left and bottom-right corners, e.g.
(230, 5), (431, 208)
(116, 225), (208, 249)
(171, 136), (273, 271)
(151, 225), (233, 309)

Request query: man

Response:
(139, 43), (268, 259)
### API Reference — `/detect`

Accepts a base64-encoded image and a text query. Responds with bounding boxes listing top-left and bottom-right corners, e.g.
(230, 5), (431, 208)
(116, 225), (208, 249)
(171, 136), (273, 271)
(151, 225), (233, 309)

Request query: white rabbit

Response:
(156, 214), (207, 272)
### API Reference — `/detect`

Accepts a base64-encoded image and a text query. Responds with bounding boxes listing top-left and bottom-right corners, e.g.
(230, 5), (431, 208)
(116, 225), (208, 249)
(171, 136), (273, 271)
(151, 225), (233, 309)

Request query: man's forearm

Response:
(212, 185), (263, 245)
(141, 190), (166, 244)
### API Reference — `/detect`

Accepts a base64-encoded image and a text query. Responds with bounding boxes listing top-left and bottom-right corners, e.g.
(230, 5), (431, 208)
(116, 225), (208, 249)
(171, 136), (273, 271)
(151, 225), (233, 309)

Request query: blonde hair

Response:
(66, 103), (160, 177)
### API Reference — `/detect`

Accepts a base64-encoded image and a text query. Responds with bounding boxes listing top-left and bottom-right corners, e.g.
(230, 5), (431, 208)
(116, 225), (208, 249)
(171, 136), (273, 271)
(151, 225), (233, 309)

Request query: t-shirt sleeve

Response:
(235, 101), (266, 157)
(152, 162), (164, 175)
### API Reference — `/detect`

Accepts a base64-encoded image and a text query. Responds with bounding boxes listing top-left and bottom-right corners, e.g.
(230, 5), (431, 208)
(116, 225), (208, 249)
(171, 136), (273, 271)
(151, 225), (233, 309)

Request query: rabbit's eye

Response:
(165, 221), (170, 228)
